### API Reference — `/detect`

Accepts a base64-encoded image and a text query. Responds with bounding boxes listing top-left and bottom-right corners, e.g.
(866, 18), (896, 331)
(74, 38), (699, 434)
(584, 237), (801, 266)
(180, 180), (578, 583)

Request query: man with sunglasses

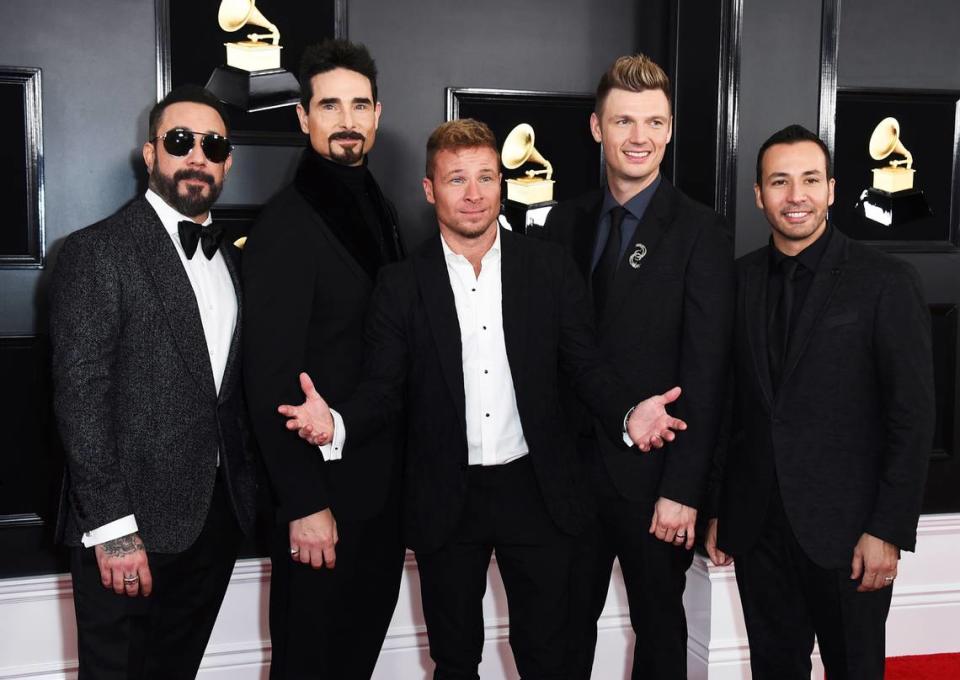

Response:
(50, 85), (256, 678)
(243, 40), (405, 679)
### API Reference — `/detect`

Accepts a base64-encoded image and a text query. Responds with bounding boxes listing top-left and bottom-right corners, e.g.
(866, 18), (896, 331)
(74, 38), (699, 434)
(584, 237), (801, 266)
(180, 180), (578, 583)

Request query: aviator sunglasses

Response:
(152, 128), (232, 163)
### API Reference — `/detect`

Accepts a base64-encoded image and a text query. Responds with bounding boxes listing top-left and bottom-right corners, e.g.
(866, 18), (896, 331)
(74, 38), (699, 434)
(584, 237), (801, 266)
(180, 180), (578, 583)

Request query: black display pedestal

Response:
(502, 199), (557, 235)
(855, 187), (932, 226)
(205, 65), (299, 113)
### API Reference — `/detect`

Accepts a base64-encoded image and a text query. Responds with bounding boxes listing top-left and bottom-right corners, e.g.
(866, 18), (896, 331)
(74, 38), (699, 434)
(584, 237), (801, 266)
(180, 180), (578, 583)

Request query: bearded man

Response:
(49, 84), (257, 679)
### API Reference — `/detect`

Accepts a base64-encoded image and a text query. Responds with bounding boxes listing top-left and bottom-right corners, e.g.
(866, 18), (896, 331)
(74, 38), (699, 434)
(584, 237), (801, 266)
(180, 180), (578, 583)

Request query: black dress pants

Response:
(71, 471), (243, 680)
(734, 484), (892, 680)
(415, 456), (574, 680)
(567, 452), (693, 680)
(267, 489), (405, 680)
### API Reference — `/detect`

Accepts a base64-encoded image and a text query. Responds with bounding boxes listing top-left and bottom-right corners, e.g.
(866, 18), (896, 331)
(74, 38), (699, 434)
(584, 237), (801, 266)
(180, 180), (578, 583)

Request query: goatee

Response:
(327, 131), (366, 166)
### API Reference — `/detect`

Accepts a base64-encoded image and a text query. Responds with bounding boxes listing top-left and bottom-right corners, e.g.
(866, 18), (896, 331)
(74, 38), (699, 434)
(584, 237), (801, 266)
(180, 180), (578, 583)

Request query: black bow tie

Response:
(177, 220), (223, 260)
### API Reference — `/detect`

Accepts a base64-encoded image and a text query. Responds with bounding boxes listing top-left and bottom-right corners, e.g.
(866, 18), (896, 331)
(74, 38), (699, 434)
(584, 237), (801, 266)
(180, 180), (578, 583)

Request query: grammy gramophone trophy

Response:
(204, 0), (300, 112)
(500, 123), (557, 234)
(855, 116), (931, 226)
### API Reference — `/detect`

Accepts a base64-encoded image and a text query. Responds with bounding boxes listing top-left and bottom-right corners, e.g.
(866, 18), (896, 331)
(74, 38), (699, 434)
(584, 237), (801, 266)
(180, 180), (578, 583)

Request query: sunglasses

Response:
(153, 128), (232, 163)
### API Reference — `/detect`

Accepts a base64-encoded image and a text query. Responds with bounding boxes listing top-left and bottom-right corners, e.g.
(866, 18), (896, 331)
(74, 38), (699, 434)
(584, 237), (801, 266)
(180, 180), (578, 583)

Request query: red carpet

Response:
(884, 653), (960, 679)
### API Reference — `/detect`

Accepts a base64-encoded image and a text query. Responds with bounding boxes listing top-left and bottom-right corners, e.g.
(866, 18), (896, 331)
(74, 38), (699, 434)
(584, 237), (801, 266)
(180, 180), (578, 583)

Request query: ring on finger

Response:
(123, 574), (139, 584)
(290, 548), (301, 556)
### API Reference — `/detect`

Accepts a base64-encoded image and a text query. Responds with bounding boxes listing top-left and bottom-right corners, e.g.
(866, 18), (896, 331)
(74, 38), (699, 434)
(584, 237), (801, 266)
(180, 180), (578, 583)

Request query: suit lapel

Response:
(599, 182), (672, 333)
(218, 242), (243, 404)
(779, 230), (848, 389)
(743, 252), (775, 408)
(129, 199), (216, 399)
(499, 229), (528, 395)
(413, 237), (467, 437)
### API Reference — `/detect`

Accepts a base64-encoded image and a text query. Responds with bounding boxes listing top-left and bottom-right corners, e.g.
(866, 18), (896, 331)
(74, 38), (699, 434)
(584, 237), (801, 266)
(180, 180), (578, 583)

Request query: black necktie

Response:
(768, 257), (799, 388)
(178, 220), (223, 260)
(593, 206), (627, 314)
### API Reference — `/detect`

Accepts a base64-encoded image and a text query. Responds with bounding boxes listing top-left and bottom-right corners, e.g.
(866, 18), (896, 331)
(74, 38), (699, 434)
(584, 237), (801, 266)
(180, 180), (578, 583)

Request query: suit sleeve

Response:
(555, 252), (636, 442)
(337, 268), (409, 441)
(658, 218), (736, 509)
(864, 262), (934, 552)
(242, 215), (330, 524)
(50, 233), (134, 533)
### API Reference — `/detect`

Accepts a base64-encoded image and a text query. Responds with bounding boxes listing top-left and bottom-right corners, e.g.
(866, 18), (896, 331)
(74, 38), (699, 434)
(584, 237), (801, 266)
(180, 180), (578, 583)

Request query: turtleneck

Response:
(294, 148), (403, 280)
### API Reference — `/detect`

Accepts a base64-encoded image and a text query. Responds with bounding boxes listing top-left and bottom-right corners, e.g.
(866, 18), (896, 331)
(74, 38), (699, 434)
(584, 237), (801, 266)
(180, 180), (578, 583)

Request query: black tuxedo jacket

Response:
(541, 180), (735, 508)
(50, 197), (257, 552)
(716, 229), (934, 568)
(337, 229), (636, 554)
(243, 185), (403, 524)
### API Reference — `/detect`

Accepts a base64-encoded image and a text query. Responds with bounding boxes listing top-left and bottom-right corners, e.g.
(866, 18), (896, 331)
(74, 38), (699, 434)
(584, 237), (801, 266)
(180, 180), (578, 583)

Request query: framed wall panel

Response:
(0, 66), (44, 268)
(0, 336), (67, 577)
(831, 89), (960, 252)
(155, 0), (348, 145)
(446, 88), (602, 204)
(923, 304), (959, 513)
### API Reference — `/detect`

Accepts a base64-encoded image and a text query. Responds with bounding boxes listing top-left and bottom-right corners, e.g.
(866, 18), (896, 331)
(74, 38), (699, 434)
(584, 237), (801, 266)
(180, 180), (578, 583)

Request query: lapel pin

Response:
(628, 243), (648, 269)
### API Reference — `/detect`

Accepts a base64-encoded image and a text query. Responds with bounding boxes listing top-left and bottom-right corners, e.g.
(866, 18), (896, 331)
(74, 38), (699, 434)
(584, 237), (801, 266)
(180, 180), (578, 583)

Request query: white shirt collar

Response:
(439, 224), (501, 265)
(144, 188), (213, 236)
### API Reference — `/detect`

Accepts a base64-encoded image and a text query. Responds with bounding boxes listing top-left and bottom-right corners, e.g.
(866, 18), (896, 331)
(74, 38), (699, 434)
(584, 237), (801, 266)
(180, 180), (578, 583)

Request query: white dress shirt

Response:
(82, 190), (238, 547)
(441, 230), (529, 466)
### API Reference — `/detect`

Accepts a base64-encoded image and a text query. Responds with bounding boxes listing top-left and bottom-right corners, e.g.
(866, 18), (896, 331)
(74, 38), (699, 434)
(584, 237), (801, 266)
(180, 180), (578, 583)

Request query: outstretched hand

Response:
(627, 386), (687, 452)
(278, 372), (334, 446)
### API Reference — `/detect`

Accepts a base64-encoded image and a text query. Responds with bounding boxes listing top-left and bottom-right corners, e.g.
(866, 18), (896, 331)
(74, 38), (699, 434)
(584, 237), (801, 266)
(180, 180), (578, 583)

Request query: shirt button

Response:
(471, 288), (476, 292)
(485, 413), (490, 418)
(484, 370), (489, 374)
(482, 326), (487, 330)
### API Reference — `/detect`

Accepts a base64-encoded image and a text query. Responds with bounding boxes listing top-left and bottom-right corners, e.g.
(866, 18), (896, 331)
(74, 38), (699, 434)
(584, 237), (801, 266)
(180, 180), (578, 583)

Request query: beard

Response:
(149, 167), (222, 218)
(327, 131), (367, 166)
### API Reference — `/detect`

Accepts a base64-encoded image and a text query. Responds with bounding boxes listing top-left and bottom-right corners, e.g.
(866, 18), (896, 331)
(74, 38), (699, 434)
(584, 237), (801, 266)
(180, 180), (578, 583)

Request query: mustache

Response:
(174, 169), (215, 187)
(329, 131), (365, 142)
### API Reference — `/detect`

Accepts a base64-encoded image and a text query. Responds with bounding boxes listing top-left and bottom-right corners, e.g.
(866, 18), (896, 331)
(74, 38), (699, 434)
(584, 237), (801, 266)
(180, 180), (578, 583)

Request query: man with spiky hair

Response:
(50, 85), (256, 678)
(541, 54), (735, 678)
(242, 39), (405, 679)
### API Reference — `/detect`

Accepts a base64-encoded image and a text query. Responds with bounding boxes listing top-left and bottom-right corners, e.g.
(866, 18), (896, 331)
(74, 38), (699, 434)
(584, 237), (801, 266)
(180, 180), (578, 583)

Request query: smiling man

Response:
(277, 118), (693, 679)
(705, 124), (934, 679)
(50, 85), (256, 678)
(540, 54), (734, 679)
(242, 39), (405, 680)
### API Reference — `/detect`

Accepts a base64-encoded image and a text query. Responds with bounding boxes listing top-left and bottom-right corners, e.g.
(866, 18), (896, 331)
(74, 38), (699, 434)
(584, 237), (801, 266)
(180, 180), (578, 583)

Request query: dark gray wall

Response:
(0, 0), (156, 333)
(732, 0), (824, 256)
(838, 1), (960, 90)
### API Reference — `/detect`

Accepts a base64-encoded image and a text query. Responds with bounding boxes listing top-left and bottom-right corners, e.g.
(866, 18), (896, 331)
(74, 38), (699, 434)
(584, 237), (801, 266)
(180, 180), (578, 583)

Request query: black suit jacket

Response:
(242, 185), (403, 524)
(337, 229), (636, 553)
(50, 197), (257, 552)
(541, 180), (735, 508)
(716, 229), (934, 568)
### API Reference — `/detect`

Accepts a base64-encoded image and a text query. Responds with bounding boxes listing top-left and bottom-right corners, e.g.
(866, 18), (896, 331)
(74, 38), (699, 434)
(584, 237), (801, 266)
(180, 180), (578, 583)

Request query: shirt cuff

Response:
(622, 406), (635, 447)
(81, 515), (139, 547)
(318, 408), (346, 461)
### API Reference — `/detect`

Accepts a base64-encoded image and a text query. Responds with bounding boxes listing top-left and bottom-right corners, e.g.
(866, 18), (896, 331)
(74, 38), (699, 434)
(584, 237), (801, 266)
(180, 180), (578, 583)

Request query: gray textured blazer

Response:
(50, 197), (256, 553)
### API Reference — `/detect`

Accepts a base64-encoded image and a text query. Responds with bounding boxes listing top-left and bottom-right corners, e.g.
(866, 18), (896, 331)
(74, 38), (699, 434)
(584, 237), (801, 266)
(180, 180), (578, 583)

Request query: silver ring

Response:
(884, 576), (895, 582)
(123, 575), (139, 584)
(675, 533), (686, 539)
(290, 548), (300, 556)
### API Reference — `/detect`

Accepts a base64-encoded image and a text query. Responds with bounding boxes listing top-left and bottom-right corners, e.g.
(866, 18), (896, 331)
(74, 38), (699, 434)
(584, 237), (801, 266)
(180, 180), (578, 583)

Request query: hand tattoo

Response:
(101, 533), (145, 558)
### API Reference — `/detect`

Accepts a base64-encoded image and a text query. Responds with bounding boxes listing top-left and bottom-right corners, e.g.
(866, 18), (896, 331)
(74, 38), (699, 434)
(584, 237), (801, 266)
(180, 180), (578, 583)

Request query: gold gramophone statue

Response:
(500, 123), (557, 233)
(855, 116), (931, 226)
(204, 0), (300, 112)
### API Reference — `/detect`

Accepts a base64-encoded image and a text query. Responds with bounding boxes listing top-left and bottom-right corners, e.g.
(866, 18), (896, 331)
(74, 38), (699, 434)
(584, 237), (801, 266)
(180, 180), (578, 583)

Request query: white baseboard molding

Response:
(1, 513), (957, 680)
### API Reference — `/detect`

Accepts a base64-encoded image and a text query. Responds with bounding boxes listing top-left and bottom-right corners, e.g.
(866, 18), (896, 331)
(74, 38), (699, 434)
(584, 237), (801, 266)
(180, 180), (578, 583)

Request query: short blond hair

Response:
(425, 119), (499, 178)
(595, 53), (671, 113)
